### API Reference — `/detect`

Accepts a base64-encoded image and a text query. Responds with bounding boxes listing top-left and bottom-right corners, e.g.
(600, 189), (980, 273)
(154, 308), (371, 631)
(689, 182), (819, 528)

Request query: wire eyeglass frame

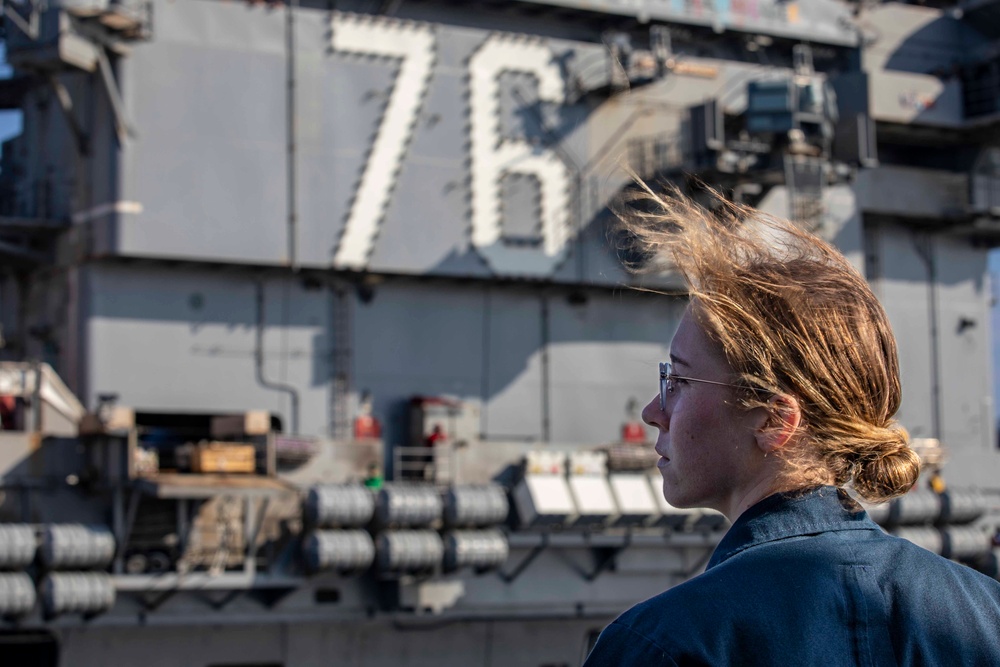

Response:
(659, 361), (749, 412)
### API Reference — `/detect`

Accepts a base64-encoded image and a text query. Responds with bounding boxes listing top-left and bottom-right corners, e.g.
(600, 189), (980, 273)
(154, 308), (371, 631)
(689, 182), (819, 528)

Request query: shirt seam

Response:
(713, 522), (878, 566)
(842, 537), (899, 667)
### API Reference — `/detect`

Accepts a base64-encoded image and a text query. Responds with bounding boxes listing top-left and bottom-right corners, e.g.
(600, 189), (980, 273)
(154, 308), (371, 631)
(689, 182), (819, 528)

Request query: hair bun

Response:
(852, 426), (920, 503)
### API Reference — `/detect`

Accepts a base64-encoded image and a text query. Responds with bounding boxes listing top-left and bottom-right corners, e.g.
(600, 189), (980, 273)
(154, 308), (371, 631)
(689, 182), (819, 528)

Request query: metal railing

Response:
(392, 445), (455, 485)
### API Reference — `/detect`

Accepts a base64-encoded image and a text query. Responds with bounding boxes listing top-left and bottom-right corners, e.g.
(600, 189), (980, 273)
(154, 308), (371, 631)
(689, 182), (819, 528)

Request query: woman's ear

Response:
(755, 394), (801, 455)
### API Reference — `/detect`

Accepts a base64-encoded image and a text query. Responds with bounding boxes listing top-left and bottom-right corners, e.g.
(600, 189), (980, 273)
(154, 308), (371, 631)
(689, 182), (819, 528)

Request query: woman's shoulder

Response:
(615, 565), (743, 635)
(876, 530), (1000, 595)
(585, 578), (729, 667)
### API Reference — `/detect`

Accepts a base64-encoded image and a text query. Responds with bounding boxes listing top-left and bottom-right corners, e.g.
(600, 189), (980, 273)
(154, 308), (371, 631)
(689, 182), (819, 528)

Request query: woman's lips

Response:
(654, 446), (669, 467)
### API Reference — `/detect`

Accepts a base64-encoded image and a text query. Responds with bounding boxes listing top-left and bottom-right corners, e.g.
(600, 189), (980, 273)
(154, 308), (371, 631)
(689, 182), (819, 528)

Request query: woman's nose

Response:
(641, 394), (666, 428)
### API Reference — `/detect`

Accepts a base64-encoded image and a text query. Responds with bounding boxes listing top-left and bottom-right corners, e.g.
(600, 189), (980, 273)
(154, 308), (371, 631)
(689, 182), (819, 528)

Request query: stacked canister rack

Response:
(0, 523), (117, 618)
(0, 525), (35, 617)
(302, 482), (510, 577)
(864, 488), (995, 562)
(3, 477), (989, 621)
(300, 449), (733, 583)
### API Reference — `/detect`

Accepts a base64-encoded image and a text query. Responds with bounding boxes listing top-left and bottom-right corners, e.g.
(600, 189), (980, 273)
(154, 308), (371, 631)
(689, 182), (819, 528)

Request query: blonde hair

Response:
(618, 183), (919, 503)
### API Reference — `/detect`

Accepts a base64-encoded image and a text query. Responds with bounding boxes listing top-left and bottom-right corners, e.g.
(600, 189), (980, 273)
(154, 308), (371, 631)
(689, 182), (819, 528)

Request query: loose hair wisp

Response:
(617, 182), (919, 503)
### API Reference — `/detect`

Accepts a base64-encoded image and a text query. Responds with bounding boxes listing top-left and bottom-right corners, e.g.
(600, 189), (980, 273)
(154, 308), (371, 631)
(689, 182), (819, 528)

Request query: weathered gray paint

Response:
(0, 1), (998, 664)
(86, 264), (330, 433)
(57, 617), (606, 667)
(119, 4), (289, 263)
(8, 0), (992, 461)
(83, 265), (677, 445)
(866, 221), (994, 462)
(512, 0), (858, 47)
(352, 281), (678, 446)
(99, 1), (843, 282)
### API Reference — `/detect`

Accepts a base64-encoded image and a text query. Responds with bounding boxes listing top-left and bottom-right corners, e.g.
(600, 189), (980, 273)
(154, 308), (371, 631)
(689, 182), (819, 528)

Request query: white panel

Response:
(609, 474), (658, 517)
(512, 475), (576, 526)
(568, 476), (618, 521)
(525, 475), (576, 515)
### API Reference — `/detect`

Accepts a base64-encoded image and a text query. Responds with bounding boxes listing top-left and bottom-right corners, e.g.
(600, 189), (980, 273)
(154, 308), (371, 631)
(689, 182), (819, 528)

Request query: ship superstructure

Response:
(0, 0), (996, 664)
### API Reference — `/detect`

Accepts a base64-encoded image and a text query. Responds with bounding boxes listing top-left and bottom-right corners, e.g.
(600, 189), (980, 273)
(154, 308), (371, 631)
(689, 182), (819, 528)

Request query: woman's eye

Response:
(672, 376), (688, 385)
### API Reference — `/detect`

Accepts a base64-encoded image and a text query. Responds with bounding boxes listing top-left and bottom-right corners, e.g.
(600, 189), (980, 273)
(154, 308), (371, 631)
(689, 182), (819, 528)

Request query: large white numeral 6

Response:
(469, 37), (573, 276)
(331, 15), (435, 270)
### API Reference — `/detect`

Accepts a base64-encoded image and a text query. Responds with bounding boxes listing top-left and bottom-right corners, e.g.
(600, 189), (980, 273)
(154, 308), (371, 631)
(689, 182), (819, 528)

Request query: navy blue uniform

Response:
(585, 486), (1000, 666)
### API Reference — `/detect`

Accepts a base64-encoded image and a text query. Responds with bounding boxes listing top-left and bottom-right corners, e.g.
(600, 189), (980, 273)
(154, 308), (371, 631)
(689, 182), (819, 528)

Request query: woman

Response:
(584, 186), (1000, 666)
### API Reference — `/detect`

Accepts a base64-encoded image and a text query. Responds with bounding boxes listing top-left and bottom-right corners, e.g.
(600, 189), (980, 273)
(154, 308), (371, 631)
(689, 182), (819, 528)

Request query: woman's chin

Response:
(660, 482), (687, 509)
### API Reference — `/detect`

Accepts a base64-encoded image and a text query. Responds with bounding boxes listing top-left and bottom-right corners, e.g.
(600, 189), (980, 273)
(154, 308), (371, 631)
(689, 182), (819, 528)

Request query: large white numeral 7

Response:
(331, 16), (435, 270)
(469, 37), (572, 276)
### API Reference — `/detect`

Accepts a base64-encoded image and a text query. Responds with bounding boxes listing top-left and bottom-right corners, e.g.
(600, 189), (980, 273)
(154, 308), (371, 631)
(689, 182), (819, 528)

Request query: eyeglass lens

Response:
(659, 362), (671, 412)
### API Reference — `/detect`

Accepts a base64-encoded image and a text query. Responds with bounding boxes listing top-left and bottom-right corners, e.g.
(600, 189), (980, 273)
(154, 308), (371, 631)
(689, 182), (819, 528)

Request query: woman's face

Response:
(642, 306), (765, 519)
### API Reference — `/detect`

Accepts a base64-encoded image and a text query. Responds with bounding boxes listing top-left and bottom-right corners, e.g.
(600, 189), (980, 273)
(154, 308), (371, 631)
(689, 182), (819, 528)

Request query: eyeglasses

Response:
(659, 361), (745, 412)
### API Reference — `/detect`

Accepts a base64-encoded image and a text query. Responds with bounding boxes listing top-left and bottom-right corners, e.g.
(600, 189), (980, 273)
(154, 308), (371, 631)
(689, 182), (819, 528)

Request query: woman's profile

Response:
(584, 184), (1000, 666)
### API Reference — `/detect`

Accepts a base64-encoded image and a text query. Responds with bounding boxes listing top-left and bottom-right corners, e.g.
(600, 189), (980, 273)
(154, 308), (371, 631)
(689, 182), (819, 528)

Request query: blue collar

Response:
(707, 486), (880, 570)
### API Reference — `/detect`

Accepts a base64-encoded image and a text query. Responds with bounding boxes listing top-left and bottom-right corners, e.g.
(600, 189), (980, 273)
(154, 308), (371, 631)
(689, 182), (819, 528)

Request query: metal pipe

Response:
(255, 281), (300, 434)
(285, 0), (299, 270)
(95, 47), (131, 146)
(328, 285), (351, 440)
(113, 572), (302, 592)
(31, 359), (42, 433)
(540, 294), (550, 443)
(3, 1), (40, 41)
(480, 287), (491, 439)
(913, 233), (942, 440)
(45, 73), (89, 156)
